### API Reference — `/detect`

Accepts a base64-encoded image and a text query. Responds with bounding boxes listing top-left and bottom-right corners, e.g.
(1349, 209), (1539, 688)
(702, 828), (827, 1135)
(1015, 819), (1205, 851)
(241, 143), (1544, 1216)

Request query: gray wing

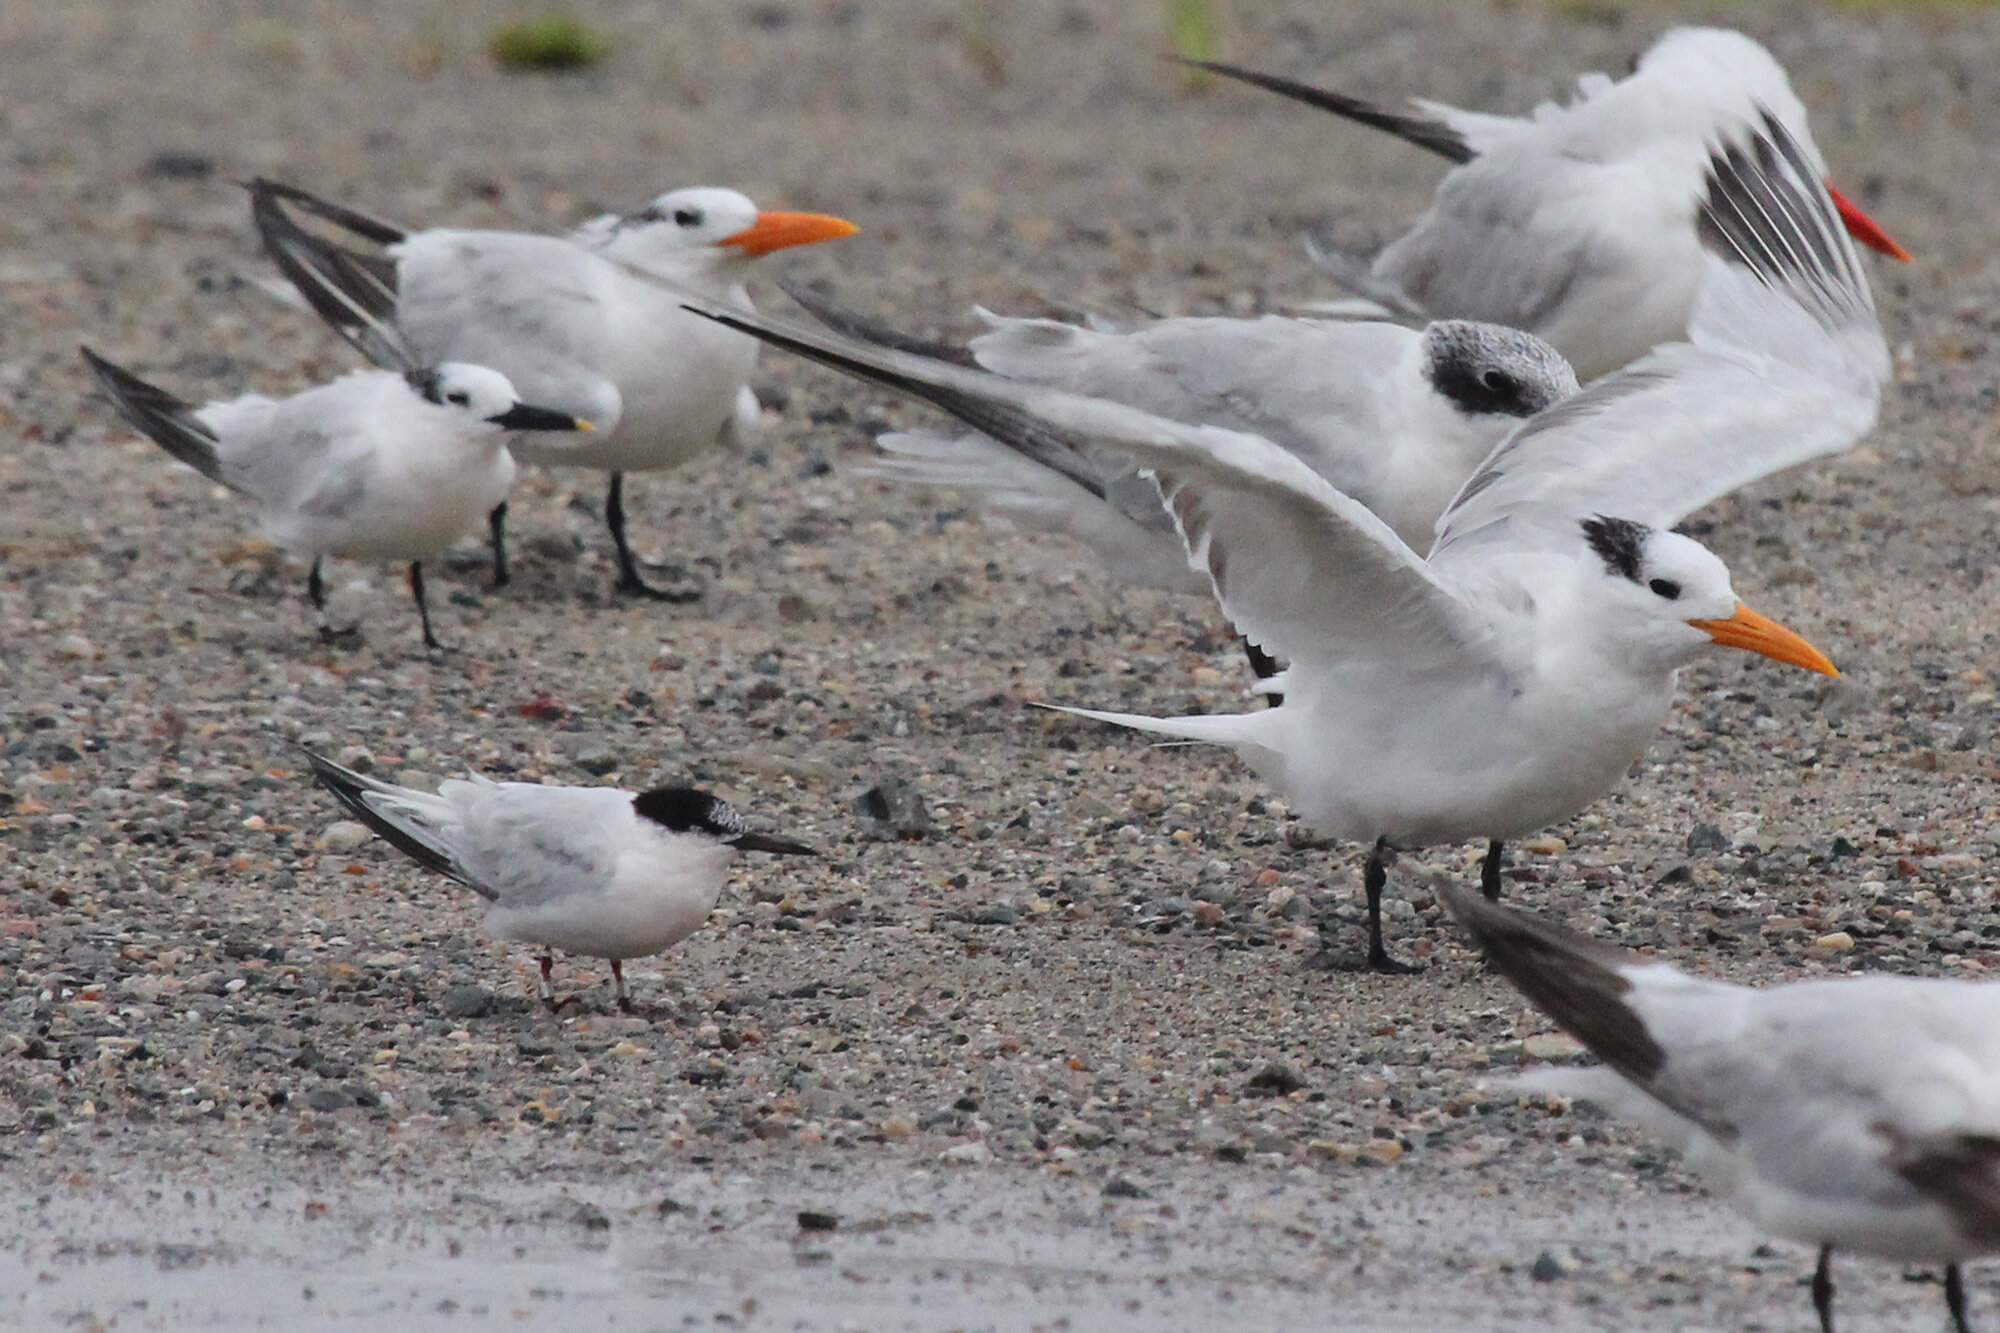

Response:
(249, 179), (422, 376)
(969, 312), (1412, 501)
(391, 230), (620, 422)
(196, 374), (380, 518)
(1429, 111), (1887, 566)
(652, 286), (1497, 674)
(444, 783), (634, 910)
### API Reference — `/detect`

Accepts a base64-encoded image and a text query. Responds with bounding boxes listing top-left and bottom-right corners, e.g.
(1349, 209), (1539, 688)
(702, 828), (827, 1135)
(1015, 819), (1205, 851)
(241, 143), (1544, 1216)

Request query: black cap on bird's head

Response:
(632, 785), (818, 855)
(1421, 321), (1579, 420)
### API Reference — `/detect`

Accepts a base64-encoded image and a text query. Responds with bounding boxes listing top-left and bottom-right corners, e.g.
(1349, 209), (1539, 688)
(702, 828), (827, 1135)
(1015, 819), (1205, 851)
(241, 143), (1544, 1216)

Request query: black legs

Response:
(1482, 839), (1505, 901)
(407, 561), (440, 650)
(606, 472), (697, 601)
(1947, 1262), (1972, 1333)
(611, 959), (632, 1012)
(607, 472), (700, 601)
(308, 557), (350, 645)
(1813, 1244), (1836, 1333)
(1242, 638), (1283, 706)
(488, 502), (511, 589)
(1363, 838), (1421, 974)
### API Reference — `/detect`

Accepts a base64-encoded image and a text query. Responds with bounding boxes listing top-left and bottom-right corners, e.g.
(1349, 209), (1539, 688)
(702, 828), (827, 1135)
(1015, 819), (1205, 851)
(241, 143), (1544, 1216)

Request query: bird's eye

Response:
(445, 391), (471, 407)
(672, 208), (701, 227)
(1480, 370), (1516, 397)
(1648, 578), (1682, 600)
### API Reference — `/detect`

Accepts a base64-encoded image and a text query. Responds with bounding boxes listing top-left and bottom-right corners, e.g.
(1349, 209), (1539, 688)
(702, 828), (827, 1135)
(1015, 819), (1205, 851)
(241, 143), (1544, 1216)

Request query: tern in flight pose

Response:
(1187, 26), (1909, 379)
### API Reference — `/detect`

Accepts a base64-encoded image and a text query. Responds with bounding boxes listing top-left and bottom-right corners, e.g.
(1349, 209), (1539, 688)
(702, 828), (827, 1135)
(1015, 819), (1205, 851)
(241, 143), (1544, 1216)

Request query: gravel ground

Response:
(4, 1), (2000, 1328)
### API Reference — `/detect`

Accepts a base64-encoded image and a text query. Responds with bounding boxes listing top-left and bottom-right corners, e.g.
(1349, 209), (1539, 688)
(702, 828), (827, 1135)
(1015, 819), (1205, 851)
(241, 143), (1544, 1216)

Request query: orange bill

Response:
(1825, 180), (1912, 263)
(1688, 602), (1838, 677)
(720, 211), (859, 257)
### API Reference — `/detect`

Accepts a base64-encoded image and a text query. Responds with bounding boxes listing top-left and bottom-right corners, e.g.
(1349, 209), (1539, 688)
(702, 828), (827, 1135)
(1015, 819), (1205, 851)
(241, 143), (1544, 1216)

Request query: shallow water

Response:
(2, 1166), (1781, 1331)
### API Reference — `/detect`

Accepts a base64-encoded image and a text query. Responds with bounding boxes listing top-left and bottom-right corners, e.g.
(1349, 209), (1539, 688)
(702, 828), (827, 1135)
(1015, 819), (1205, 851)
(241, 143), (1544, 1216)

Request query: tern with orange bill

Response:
(665, 114), (1884, 972)
(249, 179), (857, 597)
(1185, 26), (1909, 380)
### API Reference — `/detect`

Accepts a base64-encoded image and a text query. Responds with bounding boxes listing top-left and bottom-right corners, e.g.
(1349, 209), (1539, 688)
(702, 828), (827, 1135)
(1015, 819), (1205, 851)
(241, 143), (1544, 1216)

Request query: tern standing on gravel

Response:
(1190, 26), (1910, 379)
(1442, 882), (2000, 1333)
(249, 179), (857, 597)
(667, 114), (1885, 972)
(303, 750), (817, 1010)
(79, 347), (589, 649)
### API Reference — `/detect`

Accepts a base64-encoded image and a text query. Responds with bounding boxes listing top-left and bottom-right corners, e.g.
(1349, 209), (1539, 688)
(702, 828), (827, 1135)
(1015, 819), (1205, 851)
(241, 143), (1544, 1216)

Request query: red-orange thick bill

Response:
(721, 211), (859, 257)
(1688, 602), (1839, 676)
(1826, 181), (1912, 263)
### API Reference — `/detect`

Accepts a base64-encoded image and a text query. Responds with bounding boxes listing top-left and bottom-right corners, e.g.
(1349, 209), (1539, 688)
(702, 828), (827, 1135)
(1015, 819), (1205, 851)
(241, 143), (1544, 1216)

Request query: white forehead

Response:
(432, 362), (521, 411)
(1643, 528), (1734, 591)
(646, 186), (758, 218)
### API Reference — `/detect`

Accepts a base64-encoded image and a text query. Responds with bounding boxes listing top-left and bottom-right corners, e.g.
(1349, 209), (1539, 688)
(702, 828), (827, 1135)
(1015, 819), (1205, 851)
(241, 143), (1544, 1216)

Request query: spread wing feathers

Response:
(248, 179), (416, 376)
(1429, 112), (1885, 562)
(664, 289), (1491, 671)
(778, 278), (980, 367)
(1437, 883), (1742, 1144)
(1175, 58), (1475, 163)
(1301, 230), (1428, 319)
(78, 347), (233, 490)
(246, 177), (409, 247)
(300, 749), (492, 899)
(1145, 454), (1482, 668)
(1696, 107), (1887, 380)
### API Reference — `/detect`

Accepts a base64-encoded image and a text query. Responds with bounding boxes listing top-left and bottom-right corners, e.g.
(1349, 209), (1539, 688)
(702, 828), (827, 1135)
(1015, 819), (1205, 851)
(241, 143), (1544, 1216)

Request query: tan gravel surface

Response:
(3, 1), (1999, 1328)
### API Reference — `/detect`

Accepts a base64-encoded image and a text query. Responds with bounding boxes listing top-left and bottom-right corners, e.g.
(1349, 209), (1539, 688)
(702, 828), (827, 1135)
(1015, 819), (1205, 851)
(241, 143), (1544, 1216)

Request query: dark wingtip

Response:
(777, 277), (980, 368)
(1172, 57), (1474, 164)
(1435, 882), (1665, 1084)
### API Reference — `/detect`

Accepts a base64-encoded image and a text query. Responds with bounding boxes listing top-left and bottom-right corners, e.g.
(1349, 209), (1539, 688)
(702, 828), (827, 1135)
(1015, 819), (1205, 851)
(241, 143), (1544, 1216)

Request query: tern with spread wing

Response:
(785, 281), (1577, 589)
(303, 749), (817, 1010)
(667, 114), (1883, 972)
(1188, 26), (1909, 380)
(1442, 882), (2000, 1333)
(80, 344), (588, 649)
(248, 178), (856, 597)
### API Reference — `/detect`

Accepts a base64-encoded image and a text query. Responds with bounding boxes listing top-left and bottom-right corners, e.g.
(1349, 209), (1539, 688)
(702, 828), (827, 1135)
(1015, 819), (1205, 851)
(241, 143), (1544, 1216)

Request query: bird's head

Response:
(593, 186), (857, 267)
(1579, 515), (1837, 677)
(632, 785), (818, 856)
(1422, 321), (1579, 422)
(418, 363), (593, 432)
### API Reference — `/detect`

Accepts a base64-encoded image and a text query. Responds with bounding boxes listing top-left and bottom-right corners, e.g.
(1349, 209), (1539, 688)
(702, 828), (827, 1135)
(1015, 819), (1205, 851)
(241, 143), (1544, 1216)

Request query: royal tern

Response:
(1441, 882), (1998, 1333)
(1187, 26), (1910, 379)
(785, 281), (1577, 584)
(302, 749), (817, 1010)
(667, 113), (1881, 972)
(79, 346), (588, 649)
(248, 178), (857, 597)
